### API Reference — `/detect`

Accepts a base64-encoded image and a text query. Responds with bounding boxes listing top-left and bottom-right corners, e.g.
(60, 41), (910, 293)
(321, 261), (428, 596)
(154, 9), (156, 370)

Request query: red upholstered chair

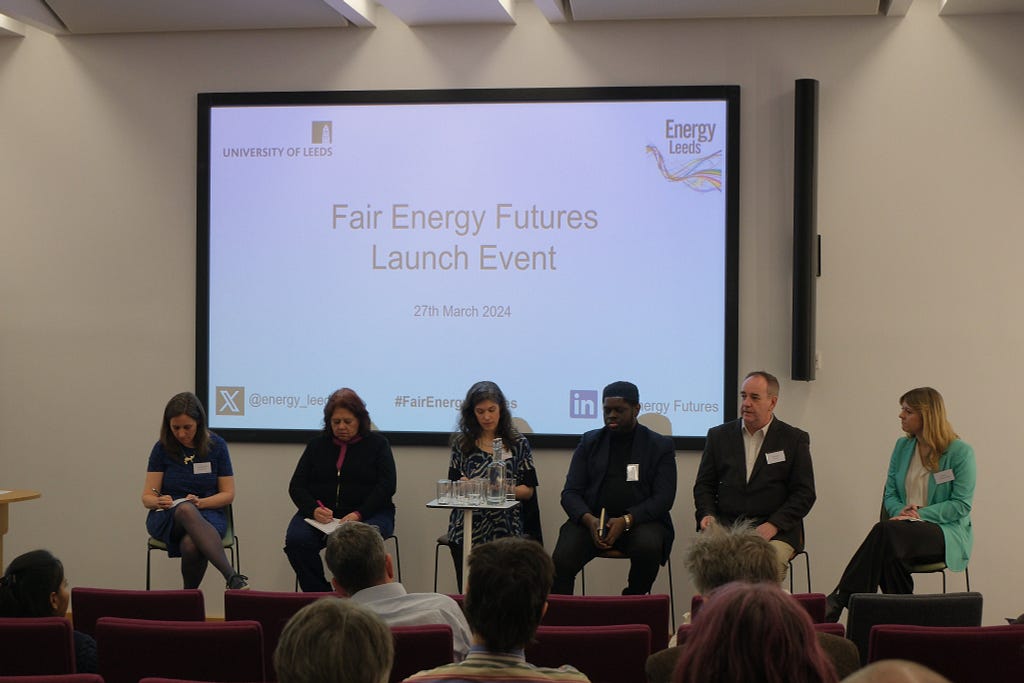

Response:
(690, 592), (827, 623)
(527, 624), (651, 683)
(867, 624), (1024, 682)
(390, 624), (455, 683)
(680, 620), (845, 641)
(141, 679), (262, 683)
(0, 677), (103, 683)
(0, 617), (76, 675)
(95, 616), (264, 683)
(579, 550), (676, 631)
(224, 589), (333, 681)
(813, 622), (846, 637)
(543, 594), (670, 652)
(71, 587), (205, 638)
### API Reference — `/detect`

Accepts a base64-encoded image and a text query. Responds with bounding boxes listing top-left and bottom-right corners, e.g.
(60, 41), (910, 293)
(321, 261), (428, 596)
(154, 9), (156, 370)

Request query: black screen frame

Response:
(196, 85), (740, 450)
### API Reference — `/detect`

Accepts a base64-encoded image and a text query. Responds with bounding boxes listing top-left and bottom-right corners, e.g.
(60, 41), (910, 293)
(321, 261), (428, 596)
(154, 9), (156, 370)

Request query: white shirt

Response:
(351, 582), (473, 662)
(742, 416), (773, 482)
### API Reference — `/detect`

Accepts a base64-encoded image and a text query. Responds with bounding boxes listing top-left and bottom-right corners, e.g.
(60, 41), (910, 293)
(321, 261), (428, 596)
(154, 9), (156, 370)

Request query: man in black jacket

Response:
(551, 381), (677, 595)
(693, 370), (816, 582)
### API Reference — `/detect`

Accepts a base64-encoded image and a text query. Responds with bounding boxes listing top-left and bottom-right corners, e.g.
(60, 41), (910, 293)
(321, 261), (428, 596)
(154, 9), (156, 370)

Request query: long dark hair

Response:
(0, 549), (65, 618)
(452, 381), (519, 453)
(160, 392), (211, 460)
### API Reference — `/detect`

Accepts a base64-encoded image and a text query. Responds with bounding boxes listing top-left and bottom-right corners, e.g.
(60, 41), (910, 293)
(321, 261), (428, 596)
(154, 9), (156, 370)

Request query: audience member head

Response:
(686, 521), (778, 594)
(0, 549), (69, 618)
(673, 581), (837, 683)
(464, 537), (553, 652)
(325, 521), (391, 596)
(454, 380), (518, 452)
(160, 391), (211, 458)
(322, 387), (372, 439)
(899, 387), (957, 469)
(274, 597), (393, 683)
(841, 660), (953, 683)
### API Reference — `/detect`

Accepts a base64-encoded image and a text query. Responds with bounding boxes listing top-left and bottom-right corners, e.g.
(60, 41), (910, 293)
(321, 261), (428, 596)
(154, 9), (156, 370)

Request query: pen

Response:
(316, 500), (327, 509)
(599, 507), (606, 538)
(151, 488), (162, 496)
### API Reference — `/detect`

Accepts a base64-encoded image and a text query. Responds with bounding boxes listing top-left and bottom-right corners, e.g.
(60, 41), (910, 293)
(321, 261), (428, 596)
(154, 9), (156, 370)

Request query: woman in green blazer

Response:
(825, 387), (975, 622)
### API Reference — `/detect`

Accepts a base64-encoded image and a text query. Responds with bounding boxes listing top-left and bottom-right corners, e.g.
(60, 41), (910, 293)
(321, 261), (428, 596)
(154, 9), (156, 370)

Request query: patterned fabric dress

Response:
(446, 435), (538, 546)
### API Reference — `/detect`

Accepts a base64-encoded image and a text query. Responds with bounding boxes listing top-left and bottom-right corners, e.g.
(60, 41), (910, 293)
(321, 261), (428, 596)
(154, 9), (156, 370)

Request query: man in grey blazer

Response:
(693, 370), (816, 581)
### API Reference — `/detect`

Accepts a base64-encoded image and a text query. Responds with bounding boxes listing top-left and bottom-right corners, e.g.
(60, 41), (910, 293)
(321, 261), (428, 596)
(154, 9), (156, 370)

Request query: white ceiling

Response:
(0, 0), (1021, 36)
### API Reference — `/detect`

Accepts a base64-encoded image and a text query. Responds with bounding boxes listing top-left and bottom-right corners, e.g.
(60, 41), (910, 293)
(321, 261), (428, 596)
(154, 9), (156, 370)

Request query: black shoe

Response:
(227, 573), (250, 590)
(824, 592), (844, 623)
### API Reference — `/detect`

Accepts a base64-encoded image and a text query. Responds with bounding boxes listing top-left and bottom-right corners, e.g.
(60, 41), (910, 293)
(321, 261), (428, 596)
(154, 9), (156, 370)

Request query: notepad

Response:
(305, 518), (342, 534)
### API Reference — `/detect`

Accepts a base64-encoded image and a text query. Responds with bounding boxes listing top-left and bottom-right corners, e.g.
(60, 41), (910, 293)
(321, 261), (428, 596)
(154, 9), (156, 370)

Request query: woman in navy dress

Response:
(141, 392), (247, 589)
(446, 381), (539, 591)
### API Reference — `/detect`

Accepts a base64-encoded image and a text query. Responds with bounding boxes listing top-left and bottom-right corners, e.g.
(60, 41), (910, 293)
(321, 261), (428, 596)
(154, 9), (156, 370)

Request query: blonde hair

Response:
(900, 387), (958, 471)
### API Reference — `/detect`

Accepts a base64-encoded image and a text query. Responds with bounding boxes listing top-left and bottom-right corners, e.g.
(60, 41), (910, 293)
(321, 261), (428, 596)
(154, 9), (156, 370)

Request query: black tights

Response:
(171, 503), (234, 589)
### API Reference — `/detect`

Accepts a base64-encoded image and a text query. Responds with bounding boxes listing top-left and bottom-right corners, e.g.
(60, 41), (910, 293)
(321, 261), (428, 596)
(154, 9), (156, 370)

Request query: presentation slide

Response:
(199, 87), (738, 445)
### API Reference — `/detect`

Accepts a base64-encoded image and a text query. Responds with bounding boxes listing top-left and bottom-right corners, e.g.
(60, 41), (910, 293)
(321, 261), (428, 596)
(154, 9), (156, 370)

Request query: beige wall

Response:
(1, 0), (1021, 624)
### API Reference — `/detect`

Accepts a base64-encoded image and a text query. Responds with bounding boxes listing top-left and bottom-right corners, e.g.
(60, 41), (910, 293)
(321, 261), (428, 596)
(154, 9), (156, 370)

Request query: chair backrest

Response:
(543, 594), (670, 652)
(95, 616), (264, 683)
(0, 616), (76, 675)
(71, 587), (205, 638)
(390, 624), (455, 683)
(527, 624), (651, 683)
(846, 591), (984, 664)
(677, 620), (845, 644)
(868, 624), (1024, 682)
(223, 589), (333, 682)
(0, 677), (103, 683)
(690, 592), (827, 623)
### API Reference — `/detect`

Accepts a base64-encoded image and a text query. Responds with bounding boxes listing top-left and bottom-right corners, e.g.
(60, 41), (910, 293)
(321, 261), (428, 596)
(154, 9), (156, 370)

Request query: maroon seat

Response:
(868, 624), (1024, 682)
(71, 587), (205, 638)
(0, 677), (103, 683)
(0, 617), (76, 675)
(677, 617), (844, 644)
(95, 617), (263, 683)
(390, 624), (455, 683)
(543, 594), (670, 652)
(691, 592), (827, 623)
(527, 624), (651, 683)
(224, 589), (333, 681)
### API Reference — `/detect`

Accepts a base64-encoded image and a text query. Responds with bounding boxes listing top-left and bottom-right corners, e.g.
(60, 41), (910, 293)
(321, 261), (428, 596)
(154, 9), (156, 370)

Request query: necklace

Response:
(184, 452), (196, 465)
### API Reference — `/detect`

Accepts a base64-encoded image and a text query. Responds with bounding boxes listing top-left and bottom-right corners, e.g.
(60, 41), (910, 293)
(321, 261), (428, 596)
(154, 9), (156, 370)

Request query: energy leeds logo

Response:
(646, 118), (722, 192)
(569, 390), (598, 419)
(215, 386), (245, 416)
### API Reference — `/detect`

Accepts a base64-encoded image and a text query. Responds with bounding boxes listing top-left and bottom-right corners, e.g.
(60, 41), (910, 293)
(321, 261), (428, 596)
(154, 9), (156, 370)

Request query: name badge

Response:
(933, 469), (955, 484)
(193, 462), (213, 475)
(626, 464), (640, 481)
(765, 450), (786, 465)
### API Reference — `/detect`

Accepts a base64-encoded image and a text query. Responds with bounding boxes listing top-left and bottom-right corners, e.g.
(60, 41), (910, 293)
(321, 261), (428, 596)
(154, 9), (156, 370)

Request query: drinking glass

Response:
(437, 479), (452, 505)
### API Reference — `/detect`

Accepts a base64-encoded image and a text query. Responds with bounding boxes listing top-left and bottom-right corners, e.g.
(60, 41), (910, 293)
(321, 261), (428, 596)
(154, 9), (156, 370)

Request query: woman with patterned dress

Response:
(447, 381), (539, 591)
(141, 392), (248, 589)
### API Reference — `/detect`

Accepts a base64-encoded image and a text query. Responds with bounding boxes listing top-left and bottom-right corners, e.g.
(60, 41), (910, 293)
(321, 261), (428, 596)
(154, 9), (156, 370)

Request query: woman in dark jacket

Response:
(284, 387), (397, 592)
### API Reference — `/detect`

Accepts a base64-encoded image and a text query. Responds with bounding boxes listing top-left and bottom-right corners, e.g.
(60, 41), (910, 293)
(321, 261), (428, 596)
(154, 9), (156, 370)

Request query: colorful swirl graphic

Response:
(646, 146), (723, 192)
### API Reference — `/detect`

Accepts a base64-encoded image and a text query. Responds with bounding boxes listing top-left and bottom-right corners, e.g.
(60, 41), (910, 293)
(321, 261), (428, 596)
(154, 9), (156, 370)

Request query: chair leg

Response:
(388, 535), (401, 583)
(941, 569), (947, 594)
(667, 556), (676, 633)
(805, 552), (812, 593)
(433, 541), (440, 593)
(580, 565), (586, 596)
(146, 547), (152, 590)
(965, 565), (971, 592)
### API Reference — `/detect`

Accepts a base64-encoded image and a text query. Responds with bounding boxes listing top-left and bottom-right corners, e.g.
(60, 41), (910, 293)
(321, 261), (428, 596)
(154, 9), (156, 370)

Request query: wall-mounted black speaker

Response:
(792, 78), (819, 381)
